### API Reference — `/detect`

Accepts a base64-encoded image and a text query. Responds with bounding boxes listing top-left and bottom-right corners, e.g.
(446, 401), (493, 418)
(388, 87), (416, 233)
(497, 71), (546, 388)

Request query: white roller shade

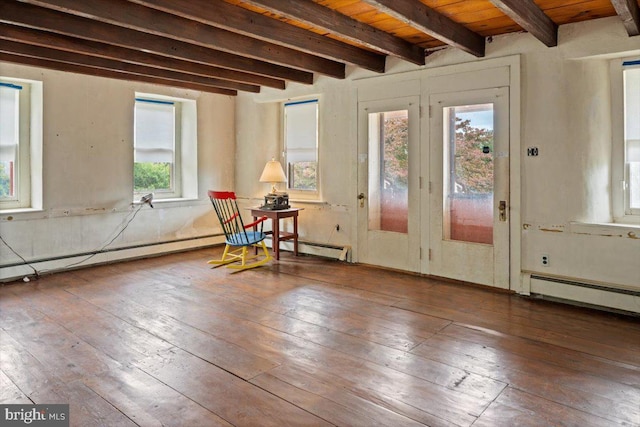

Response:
(0, 85), (19, 162)
(134, 99), (175, 163)
(624, 67), (640, 162)
(628, 140), (640, 162)
(285, 100), (318, 163)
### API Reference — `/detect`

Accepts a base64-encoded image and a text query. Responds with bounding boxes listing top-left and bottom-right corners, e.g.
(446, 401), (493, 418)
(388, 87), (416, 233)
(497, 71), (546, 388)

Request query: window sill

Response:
(0, 207), (45, 221)
(613, 215), (640, 225)
(0, 207), (43, 215)
(569, 221), (640, 238)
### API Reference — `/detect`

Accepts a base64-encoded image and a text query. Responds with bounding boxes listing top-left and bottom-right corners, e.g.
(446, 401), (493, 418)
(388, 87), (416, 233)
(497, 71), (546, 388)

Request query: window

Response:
(133, 93), (198, 202)
(1, 78), (41, 211)
(0, 83), (21, 202)
(623, 63), (640, 216)
(283, 99), (319, 193)
(134, 96), (181, 199)
(612, 59), (640, 222)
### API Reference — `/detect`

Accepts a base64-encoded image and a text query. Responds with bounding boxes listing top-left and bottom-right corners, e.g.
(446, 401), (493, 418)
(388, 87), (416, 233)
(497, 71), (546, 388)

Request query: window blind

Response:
(0, 85), (19, 162)
(134, 98), (175, 163)
(285, 99), (318, 164)
(624, 68), (640, 162)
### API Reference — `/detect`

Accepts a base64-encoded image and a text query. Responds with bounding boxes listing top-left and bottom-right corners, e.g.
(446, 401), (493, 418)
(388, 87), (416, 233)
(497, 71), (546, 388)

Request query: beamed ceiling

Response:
(1, 0), (639, 96)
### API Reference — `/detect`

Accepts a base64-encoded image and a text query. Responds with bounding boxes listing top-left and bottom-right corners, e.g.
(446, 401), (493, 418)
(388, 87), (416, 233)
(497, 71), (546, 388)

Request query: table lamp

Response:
(259, 158), (287, 195)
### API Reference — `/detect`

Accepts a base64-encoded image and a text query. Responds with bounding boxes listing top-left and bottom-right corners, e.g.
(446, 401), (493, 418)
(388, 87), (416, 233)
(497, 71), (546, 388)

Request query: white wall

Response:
(236, 16), (640, 309)
(1, 17), (638, 312)
(235, 77), (357, 253)
(0, 63), (235, 279)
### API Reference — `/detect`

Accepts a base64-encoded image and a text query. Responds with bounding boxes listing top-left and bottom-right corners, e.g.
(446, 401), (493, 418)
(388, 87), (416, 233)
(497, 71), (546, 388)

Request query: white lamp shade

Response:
(259, 159), (287, 183)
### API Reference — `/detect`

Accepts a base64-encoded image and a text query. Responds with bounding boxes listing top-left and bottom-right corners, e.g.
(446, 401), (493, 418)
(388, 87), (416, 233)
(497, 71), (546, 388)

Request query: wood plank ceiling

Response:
(1, 0), (638, 96)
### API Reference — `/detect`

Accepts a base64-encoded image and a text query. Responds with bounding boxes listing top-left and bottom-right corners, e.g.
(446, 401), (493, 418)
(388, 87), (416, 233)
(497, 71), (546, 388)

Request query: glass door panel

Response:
(442, 103), (494, 245)
(367, 109), (409, 233)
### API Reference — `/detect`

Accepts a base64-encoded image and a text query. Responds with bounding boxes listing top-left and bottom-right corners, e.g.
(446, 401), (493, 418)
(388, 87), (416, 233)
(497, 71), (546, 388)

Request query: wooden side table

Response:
(251, 207), (302, 260)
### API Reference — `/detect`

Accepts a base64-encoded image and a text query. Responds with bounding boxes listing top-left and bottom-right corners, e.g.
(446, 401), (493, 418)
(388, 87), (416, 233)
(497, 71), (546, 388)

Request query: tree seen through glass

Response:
(452, 109), (494, 194)
(133, 162), (171, 192)
(0, 162), (12, 198)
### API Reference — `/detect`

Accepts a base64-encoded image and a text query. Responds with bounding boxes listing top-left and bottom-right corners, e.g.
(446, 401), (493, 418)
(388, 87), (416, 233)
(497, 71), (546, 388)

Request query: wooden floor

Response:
(1, 247), (639, 426)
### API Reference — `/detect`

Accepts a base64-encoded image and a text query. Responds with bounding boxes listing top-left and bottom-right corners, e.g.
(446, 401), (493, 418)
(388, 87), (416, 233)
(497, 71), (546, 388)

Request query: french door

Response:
(357, 96), (420, 272)
(428, 87), (510, 288)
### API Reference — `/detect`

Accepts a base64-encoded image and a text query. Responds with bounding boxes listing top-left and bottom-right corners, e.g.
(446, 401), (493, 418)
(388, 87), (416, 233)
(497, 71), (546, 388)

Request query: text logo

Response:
(1, 405), (69, 427)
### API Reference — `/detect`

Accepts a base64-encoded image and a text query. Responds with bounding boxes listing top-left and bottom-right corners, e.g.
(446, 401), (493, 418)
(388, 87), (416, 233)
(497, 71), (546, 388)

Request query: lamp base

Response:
(261, 193), (290, 210)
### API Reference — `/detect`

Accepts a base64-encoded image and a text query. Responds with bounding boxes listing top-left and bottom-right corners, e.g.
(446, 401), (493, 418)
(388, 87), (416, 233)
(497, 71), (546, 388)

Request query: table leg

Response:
(253, 216), (258, 255)
(273, 216), (280, 260)
(293, 215), (298, 256)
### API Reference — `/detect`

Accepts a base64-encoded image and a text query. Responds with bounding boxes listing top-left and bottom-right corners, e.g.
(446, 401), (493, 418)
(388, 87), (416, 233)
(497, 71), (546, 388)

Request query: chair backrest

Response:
(208, 190), (250, 245)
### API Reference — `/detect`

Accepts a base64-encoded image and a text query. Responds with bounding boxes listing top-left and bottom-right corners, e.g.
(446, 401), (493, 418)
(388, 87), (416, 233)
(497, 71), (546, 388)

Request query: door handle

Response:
(358, 192), (365, 208)
(499, 200), (507, 221)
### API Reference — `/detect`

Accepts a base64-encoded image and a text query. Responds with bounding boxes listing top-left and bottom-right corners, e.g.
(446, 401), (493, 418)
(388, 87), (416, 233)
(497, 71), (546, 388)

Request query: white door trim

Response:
(354, 55), (522, 292)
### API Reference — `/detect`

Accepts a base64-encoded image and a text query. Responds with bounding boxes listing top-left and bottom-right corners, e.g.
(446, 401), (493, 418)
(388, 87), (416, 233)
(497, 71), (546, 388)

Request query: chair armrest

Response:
(245, 216), (268, 229)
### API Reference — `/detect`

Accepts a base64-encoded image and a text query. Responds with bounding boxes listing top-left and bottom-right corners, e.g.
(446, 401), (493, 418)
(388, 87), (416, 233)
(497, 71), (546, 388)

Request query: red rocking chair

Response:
(207, 191), (272, 271)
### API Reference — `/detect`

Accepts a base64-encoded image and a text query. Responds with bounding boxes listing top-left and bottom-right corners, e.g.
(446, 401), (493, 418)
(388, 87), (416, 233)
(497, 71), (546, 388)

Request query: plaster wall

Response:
(0, 17), (637, 309)
(236, 17), (640, 300)
(0, 63), (235, 279)
(235, 77), (357, 252)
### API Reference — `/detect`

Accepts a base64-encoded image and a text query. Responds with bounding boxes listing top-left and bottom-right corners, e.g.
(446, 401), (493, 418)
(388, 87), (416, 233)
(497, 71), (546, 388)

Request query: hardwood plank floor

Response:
(1, 247), (639, 426)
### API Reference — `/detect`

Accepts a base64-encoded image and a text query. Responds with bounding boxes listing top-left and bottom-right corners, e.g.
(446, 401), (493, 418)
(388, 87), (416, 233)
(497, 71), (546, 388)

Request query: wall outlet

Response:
(541, 254), (550, 267)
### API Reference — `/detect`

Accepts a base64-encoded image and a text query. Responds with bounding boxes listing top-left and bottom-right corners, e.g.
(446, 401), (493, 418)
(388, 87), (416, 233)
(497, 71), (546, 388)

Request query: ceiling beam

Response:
(17, 0), (345, 78)
(0, 1), (313, 84)
(610, 0), (640, 36)
(0, 52), (237, 95)
(130, 0), (386, 73)
(0, 39), (260, 92)
(242, 0), (425, 66)
(488, 0), (558, 46)
(360, 0), (485, 57)
(0, 24), (285, 90)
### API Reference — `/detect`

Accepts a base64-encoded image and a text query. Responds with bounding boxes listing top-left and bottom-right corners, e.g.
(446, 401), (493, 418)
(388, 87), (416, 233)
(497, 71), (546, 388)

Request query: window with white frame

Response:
(134, 96), (182, 199)
(1, 80), (32, 210)
(612, 59), (640, 222)
(283, 99), (319, 193)
(623, 62), (640, 216)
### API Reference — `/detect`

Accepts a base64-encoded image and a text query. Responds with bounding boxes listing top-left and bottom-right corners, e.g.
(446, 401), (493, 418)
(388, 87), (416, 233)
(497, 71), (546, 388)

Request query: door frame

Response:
(427, 87), (510, 288)
(356, 95), (421, 272)
(354, 55), (522, 292)
(419, 58), (522, 292)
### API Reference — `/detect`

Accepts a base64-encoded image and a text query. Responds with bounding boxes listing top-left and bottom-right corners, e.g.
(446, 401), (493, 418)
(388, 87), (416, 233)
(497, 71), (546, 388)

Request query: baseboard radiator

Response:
(529, 274), (640, 315)
(264, 237), (351, 262)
